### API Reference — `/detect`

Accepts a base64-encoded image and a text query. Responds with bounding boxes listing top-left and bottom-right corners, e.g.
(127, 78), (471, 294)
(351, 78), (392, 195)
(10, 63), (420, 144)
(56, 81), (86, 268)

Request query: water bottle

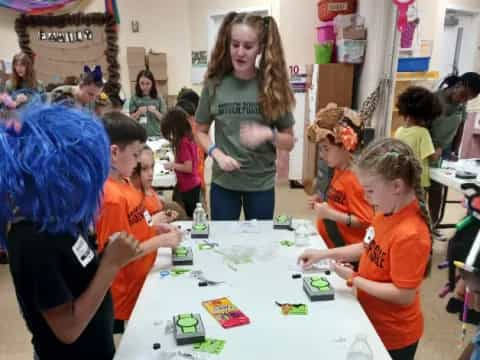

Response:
(346, 334), (373, 360)
(193, 203), (206, 227)
(294, 220), (310, 247)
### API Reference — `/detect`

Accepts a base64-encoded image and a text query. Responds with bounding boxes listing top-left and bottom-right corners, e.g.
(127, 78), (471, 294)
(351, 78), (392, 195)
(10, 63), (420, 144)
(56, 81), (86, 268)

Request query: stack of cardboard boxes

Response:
(127, 47), (168, 99)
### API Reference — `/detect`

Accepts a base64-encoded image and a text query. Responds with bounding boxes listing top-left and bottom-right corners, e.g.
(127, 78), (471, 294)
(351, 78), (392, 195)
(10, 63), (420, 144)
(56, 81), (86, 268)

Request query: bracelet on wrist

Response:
(207, 144), (217, 157)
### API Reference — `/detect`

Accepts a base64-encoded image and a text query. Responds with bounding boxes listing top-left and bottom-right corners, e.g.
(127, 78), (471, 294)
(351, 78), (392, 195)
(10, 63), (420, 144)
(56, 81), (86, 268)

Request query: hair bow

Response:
(83, 65), (103, 82)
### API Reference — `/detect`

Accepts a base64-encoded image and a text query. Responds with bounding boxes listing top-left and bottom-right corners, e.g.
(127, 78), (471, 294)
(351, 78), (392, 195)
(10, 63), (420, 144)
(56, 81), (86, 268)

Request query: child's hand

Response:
(163, 162), (174, 170)
(298, 249), (327, 269)
(152, 211), (169, 225)
(102, 232), (141, 270)
(162, 228), (183, 248)
(147, 105), (157, 112)
(314, 202), (331, 219)
(155, 223), (177, 234)
(139, 106), (148, 114)
(308, 194), (322, 209)
(15, 94), (28, 105)
(331, 261), (354, 280)
(165, 209), (178, 222)
(240, 122), (273, 149)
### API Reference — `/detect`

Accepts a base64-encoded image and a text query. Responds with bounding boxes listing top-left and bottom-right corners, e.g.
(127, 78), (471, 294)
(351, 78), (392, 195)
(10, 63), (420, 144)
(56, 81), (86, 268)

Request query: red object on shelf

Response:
(317, 0), (357, 22)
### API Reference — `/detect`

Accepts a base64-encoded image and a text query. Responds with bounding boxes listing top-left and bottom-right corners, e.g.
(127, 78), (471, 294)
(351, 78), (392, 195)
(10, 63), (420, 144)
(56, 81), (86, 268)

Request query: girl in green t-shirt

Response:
(195, 12), (295, 221)
(129, 69), (167, 138)
(3, 52), (45, 108)
(394, 86), (442, 189)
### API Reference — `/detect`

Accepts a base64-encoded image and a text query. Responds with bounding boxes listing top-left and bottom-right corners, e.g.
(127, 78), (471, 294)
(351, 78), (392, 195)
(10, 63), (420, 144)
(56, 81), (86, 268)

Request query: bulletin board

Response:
(14, 12), (120, 96)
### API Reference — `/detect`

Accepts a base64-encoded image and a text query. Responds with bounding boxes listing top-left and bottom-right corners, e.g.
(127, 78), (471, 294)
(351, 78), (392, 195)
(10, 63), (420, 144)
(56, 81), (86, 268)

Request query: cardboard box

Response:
(148, 52), (167, 80)
(127, 47), (146, 66)
(128, 65), (145, 82)
(156, 80), (168, 98)
(167, 95), (177, 109)
(336, 26), (366, 40)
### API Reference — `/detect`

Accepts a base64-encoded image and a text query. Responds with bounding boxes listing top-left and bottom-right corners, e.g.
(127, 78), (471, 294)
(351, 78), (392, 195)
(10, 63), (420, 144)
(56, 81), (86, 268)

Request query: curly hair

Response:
(206, 12), (294, 122)
(356, 138), (433, 275)
(396, 86), (443, 128)
(11, 52), (36, 90)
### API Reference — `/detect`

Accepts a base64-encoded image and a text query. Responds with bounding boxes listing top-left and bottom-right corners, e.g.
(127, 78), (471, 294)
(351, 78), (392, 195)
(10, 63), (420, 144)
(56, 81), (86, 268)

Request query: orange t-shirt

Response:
(357, 200), (431, 350)
(96, 177), (158, 320)
(316, 168), (374, 248)
(143, 189), (164, 215)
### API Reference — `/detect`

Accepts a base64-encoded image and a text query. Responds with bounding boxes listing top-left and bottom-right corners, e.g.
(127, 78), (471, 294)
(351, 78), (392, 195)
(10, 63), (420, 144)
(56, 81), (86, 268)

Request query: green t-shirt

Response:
(430, 90), (466, 150)
(129, 95), (167, 137)
(5, 79), (45, 95)
(196, 73), (295, 192)
(394, 126), (435, 188)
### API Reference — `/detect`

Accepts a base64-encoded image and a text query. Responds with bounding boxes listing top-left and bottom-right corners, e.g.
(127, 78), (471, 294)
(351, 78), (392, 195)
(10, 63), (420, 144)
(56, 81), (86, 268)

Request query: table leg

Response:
(435, 185), (461, 229)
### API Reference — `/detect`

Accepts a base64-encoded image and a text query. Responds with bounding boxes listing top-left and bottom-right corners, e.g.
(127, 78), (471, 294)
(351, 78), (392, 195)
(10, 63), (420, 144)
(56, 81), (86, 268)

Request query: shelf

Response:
(395, 71), (440, 82)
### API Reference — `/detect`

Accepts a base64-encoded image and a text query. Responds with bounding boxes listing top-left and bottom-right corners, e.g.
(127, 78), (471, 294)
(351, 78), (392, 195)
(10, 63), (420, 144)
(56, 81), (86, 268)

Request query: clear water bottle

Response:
(294, 220), (310, 247)
(193, 203), (206, 227)
(346, 334), (373, 360)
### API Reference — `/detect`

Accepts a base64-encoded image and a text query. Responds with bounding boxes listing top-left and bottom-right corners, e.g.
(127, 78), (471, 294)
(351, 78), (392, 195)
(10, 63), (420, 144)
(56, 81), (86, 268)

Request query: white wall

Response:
(0, 7), (21, 64)
(278, 0), (317, 70)
(416, 0), (480, 72)
(439, 12), (479, 78)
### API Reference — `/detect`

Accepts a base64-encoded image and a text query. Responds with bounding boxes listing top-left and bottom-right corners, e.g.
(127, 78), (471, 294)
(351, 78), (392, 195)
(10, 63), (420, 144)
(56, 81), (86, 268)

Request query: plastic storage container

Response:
(337, 39), (366, 64)
(314, 43), (334, 64)
(317, 0), (357, 22)
(316, 21), (335, 43)
(397, 57), (431, 72)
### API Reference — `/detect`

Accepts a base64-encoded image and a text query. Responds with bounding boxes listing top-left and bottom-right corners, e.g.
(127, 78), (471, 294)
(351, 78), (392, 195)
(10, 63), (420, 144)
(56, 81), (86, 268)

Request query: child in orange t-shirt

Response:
(96, 112), (182, 332)
(299, 138), (432, 360)
(306, 104), (373, 248)
(131, 145), (178, 223)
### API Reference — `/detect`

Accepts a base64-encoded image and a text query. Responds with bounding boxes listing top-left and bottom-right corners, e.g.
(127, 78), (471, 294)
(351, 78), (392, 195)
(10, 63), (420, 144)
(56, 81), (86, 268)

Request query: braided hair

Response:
(356, 138), (433, 275)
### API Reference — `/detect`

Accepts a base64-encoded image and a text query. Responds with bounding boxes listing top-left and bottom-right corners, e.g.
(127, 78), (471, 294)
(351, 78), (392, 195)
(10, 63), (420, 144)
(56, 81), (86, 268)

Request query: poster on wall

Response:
(191, 50), (207, 84)
(28, 25), (109, 85)
(15, 13), (120, 96)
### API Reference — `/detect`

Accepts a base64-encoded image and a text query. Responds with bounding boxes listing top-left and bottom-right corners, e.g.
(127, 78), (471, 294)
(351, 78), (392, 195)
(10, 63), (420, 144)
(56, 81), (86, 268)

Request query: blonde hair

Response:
(356, 138), (432, 273)
(206, 12), (295, 122)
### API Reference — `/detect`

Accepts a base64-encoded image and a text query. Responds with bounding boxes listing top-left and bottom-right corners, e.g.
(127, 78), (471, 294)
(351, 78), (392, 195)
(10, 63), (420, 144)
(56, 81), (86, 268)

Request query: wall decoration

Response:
(15, 12), (120, 97)
(0, 0), (77, 14)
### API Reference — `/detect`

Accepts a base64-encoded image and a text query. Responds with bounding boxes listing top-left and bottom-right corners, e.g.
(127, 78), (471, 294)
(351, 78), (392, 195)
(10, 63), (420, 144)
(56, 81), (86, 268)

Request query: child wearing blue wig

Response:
(1, 105), (142, 359)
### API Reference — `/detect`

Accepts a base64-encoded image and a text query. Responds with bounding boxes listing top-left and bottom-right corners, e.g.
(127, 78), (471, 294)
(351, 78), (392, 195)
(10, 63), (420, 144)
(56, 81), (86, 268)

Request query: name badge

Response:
(144, 210), (153, 226)
(72, 235), (95, 267)
(364, 226), (375, 247)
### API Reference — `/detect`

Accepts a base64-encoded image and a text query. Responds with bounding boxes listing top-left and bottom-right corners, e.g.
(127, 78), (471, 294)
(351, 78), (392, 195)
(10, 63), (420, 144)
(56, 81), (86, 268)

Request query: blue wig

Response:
(0, 105), (110, 241)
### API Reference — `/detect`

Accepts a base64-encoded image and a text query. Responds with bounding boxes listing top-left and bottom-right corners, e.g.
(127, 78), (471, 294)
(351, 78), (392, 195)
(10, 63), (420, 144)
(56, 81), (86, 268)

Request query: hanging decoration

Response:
(393, 0), (414, 32)
(15, 13), (121, 97)
(0, 0), (77, 14)
(105, 0), (120, 25)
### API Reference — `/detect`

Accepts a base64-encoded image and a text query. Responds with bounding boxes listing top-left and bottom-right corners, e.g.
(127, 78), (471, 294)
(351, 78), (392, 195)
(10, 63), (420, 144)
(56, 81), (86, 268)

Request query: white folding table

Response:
(114, 221), (391, 360)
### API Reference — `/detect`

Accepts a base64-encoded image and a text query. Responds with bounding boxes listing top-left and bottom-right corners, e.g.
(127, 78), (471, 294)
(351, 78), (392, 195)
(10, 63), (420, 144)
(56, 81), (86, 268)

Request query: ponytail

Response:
(258, 15), (295, 121)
